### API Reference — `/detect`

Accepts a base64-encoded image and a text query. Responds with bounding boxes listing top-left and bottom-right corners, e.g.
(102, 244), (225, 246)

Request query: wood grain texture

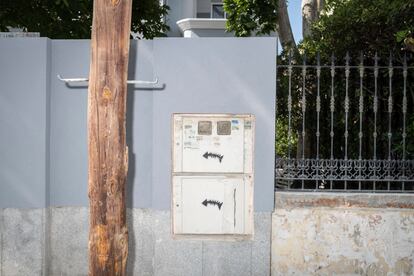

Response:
(87, 0), (132, 275)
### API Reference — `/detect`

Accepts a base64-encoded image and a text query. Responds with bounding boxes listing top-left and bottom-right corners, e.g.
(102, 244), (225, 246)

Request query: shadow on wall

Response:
(126, 41), (138, 275)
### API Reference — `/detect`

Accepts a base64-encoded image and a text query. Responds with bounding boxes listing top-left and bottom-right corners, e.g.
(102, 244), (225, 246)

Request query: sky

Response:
(278, 0), (302, 52)
(288, 0), (303, 44)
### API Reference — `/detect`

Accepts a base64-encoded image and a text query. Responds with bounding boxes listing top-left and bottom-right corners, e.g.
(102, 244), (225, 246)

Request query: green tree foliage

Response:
(225, 0), (414, 162)
(300, 0), (414, 58)
(276, 117), (298, 158)
(223, 0), (278, 37)
(0, 0), (169, 39)
(291, 0), (414, 161)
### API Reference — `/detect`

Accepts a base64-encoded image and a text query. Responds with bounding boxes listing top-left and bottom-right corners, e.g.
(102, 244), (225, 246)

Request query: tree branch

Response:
(278, 0), (296, 50)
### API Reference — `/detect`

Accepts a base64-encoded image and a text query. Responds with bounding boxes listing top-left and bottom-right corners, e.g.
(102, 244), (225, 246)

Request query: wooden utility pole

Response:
(87, 0), (132, 275)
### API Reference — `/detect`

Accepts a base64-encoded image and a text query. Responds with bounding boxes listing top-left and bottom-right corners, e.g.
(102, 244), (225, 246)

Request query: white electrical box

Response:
(172, 114), (254, 238)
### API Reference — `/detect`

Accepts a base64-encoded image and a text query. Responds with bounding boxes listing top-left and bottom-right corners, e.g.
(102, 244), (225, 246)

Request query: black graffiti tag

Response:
(203, 152), (224, 163)
(202, 199), (223, 210)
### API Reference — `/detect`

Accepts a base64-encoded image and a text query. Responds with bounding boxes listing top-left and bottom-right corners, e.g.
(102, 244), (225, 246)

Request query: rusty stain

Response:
(111, 0), (120, 6)
(284, 198), (358, 208)
(114, 261), (119, 274)
(368, 214), (382, 228)
(94, 224), (110, 267)
(386, 202), (414, 209)
(279, 197), (414, 209)
(102, 86), (112, 102)
(115, 227), (128, 273)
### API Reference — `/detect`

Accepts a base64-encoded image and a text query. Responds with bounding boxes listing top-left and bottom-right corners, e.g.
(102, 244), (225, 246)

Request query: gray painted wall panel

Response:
(49, 40), (89, 206)
(1, 37), (276, 211)
(0, 38), (49, 208)
(49, 40), (156, 208)
(152, 38), (276, 211)
(127, 40), (155, 208)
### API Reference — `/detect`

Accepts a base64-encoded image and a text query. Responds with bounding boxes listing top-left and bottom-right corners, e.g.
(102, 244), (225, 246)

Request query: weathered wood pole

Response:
(87, 0), (132, 275)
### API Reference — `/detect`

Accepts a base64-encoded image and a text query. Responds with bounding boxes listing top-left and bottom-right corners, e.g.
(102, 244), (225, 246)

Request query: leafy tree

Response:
(0, 0), (169, 39)
(300, 0), (414, 58)
(225, 0), (414, 169)
(291, 0), (414, 161)
(223, 0), (326, 50)
(223, 0), (296, 49)
(223, 0), (278, 37)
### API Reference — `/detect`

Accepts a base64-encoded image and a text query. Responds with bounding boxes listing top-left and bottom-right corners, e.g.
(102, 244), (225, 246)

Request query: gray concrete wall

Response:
(0, 207), (271, 276)
(272, 192), (414, 275)
(47, 207), (271, 276)
(1, 208), (46, 276)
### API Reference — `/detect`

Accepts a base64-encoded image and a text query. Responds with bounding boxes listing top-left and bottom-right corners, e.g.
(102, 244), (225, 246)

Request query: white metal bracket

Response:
(57, 74), (159, 85)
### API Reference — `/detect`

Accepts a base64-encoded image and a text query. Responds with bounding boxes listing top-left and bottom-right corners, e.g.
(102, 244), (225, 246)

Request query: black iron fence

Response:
(275, 52), (414, 192)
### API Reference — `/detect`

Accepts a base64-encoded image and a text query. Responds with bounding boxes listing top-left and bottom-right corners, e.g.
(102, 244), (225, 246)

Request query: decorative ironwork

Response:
(276, 158), (414, 182)
(276, 52), (413, 192)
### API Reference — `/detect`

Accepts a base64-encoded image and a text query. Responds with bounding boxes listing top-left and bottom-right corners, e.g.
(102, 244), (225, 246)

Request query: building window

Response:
(211, 3), (226, 19)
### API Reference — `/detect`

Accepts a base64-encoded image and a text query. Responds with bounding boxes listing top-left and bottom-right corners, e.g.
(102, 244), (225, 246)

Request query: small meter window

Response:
(217, 121), (231, 135)
(198, 121), (212, 135)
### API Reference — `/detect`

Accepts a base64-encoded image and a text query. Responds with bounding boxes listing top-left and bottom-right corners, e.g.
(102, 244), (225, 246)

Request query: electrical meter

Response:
(172, 114), (254, 238)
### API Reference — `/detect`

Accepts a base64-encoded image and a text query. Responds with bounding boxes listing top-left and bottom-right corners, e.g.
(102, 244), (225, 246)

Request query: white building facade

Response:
(164, 0), (232, 38)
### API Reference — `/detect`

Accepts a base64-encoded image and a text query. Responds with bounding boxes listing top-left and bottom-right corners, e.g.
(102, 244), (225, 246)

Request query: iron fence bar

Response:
(316, 53), (321, 189)
(301, 54), (307, 190)
(344, 53), (350, 189)
(287, 51), (293, 190)
(287, 51), (293, 160)
(373, 53), (379, 190)
(387, 54), (394, 190)
(330, 54), (335, 190)
(358, 52), (364, 190)
(402, 54), (408, 190)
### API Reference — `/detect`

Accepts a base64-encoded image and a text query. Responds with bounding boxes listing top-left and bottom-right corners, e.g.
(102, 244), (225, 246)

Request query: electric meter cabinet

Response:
(172, 114), (254, 239)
